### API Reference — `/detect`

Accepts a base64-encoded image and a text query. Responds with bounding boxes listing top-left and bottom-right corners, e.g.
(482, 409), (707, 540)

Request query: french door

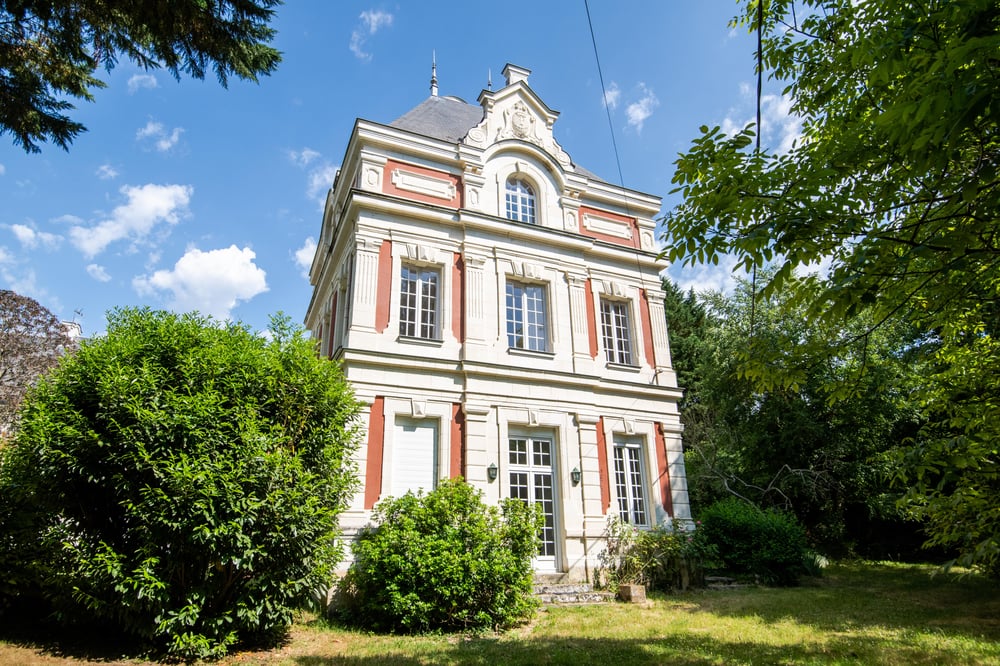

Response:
(508, 435), (557, 569)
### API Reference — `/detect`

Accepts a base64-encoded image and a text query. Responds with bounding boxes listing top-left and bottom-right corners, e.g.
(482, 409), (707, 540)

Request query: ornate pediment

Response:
(464, 71), (572, 168)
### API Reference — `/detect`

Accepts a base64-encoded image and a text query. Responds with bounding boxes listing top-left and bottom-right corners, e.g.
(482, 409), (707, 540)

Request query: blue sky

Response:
(0, 2), (798, 336)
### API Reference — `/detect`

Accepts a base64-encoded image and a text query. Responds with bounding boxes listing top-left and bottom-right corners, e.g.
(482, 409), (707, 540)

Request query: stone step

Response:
(533, 581), (615, 605)
(705, 575), (750, 590)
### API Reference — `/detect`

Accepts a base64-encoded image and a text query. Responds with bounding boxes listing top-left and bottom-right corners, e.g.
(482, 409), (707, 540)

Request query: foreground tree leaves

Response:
(664, 0), (1000, 573)
(0, 308), (359, 660)
(0, 0), (282, 152)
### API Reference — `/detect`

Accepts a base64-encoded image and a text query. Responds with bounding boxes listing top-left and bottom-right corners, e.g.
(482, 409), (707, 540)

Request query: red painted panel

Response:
(639, 289), (656, 368)
(328, 293), (337, 359)
(382, 159), (463, 209)
(450, 403), (465, 479)
(453, 253), (465, 343)
(597, 416), (610, 515)
(374, 240), (392, 333)
(655, 422), (673, 516)
(364, 396), (386, 509)
(577, 205), (641, 249)
(585, 279), (598, 359)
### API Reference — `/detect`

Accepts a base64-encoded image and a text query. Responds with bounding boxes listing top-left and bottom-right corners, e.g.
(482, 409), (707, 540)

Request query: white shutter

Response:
(391, 418), (437, 497)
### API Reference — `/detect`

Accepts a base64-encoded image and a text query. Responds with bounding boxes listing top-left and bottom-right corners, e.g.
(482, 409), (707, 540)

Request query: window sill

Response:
(605, 361), (641, 373)
(507, 347), (555, 359)
(397, 335), (444, 347)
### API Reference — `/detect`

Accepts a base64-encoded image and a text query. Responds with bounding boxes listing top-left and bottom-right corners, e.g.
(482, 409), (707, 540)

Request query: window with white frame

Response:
(508, 435), (557, 559)
(399, 264), (440, 339)
(613, 436), (648, 526)
(505, 177), (536, 224)
(600, 298), (634, 365)
(506, 280), (549, 352)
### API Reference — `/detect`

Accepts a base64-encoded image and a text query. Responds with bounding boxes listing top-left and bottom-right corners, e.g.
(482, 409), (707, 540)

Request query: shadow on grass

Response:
(279, 630), (999, 666)
(0, 598), (148, 663)
(671, 561), (1000, 639)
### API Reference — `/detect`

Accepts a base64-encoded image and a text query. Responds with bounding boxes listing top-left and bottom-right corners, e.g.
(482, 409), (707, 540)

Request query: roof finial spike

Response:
(487, 68), (492, 91)
(430, 50), (438, 97)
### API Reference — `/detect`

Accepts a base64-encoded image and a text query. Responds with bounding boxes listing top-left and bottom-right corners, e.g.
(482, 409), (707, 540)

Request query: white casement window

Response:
(506, 280), (548, 352)
(613, 437), (648, 526)
(399, 264), (440, 339)
(505, 177), (536, 224)
(600, 298), (634, 365)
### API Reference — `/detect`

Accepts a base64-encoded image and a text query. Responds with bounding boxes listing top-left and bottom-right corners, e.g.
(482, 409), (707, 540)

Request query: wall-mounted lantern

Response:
(571, 466), (581, 486)
(487, 463), (498, 482)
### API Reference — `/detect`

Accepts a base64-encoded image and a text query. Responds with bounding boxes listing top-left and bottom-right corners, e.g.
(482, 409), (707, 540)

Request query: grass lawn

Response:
(1, 561), (998, 665)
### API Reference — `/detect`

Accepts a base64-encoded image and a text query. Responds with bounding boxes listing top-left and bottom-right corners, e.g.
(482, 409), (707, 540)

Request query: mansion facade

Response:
(304, 64), (690, 578)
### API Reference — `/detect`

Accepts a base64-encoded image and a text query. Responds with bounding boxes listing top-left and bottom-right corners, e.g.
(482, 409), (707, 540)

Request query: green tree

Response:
(665, 0), (1000, 572)
(667, 275), (924, 556)
(0, 308), (358, 660)
(1, 0), (282, 152)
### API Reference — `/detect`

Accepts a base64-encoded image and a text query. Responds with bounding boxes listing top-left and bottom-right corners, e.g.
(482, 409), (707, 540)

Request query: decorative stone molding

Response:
(403, 243), (439, 264)
(582, 211), (634, 240)
(411, 400), (426, 418)
(390, 168), (457, 201)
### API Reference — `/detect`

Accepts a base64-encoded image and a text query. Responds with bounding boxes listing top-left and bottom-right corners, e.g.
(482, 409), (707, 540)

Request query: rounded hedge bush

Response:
(0, 309), (359, 660)
(697, 497), (808, 586)
(339, 478), (541, 632)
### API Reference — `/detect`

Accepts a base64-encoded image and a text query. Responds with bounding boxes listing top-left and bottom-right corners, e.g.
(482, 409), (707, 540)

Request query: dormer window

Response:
(505, 177), (536, 224)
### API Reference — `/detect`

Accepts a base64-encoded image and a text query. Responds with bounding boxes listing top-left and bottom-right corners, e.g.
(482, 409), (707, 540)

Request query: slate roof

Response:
(390, 96), (484, 143)
(389, 95), (604, 182)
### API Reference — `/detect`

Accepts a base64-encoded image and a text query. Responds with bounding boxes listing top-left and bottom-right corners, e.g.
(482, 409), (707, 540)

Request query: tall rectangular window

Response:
(399, 265), (439, 339)
(506, 281), (548, 352)
(600, 298), (633, 365)
(613, 438), (647, 526)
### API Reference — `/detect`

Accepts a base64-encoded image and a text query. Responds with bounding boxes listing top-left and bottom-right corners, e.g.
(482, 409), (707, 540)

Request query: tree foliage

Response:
(0, 308), (359, 660)
(339, 479), (541, 633)
(666, 276), (924, 556)
(0, 290), (74, 433)
(664, 0), (1000, 572)
(1, 0), (282, 152)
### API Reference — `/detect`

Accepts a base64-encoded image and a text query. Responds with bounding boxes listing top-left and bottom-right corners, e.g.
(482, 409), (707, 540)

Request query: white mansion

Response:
(304, 63), (690, 578)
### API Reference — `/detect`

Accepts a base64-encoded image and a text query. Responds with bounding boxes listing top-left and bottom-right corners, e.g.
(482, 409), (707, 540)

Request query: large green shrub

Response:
(0, 309), (359, 660)
(698, 498), (808, 586)
(340, 479), (541, 633)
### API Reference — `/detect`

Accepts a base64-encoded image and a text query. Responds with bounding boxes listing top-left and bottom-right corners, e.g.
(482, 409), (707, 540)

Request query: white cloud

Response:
(603, 82), (621, 110)
(0, 164), (5, 176)
(307, 164), (339, 207)
(289, 149), (339, 209)
(133, 245), (268, 320)
(96, 164), (119, 180)
(721, 87), (802, 155)
(350, 10), (394, 61)
(10, 223), (62, 250)
(666, 254), (742, 296)
(127, 74), (158, 94)
(51, 214), (84, 225)
(288, 148), (321, 167)
(86, 264), (112, 282)
(625, 83), (659, 133)
(69, 183), (193, 258)
(136, 120), (184, 152)
(295, 237), (317, 278)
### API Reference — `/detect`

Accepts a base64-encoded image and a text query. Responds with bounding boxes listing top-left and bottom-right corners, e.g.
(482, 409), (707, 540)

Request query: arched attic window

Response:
(505, 177), (536, 225)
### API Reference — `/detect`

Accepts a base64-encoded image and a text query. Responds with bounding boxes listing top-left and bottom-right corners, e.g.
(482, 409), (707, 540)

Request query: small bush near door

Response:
(697, 497), (809, 586)
(596, 517), (717, 592)
(337, 479), (542, 632)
